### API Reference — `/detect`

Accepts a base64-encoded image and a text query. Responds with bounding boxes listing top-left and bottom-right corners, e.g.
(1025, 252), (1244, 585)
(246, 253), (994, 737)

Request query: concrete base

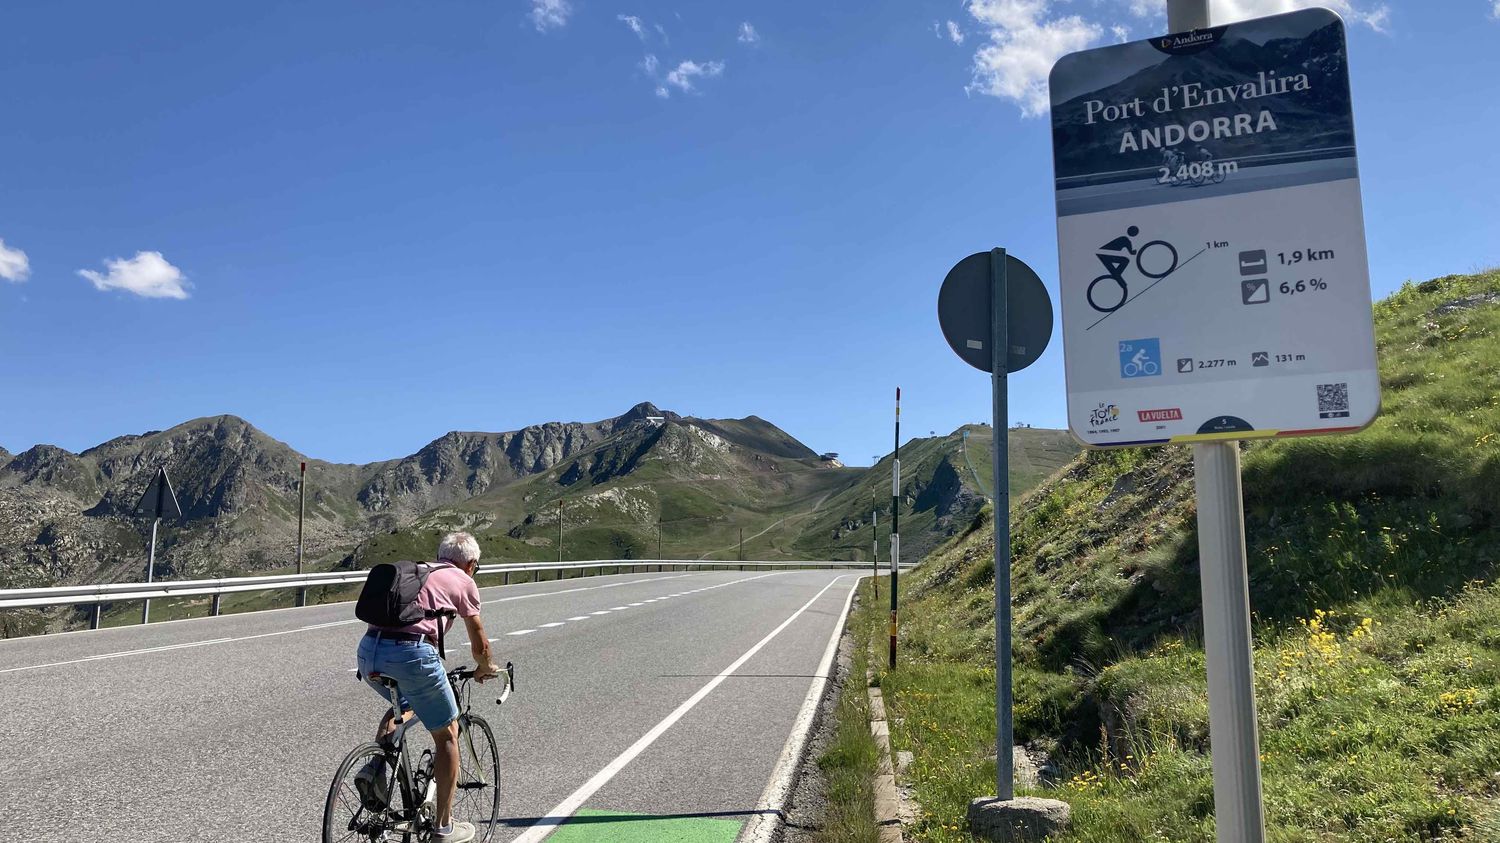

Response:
(967, 796), (1071, 842)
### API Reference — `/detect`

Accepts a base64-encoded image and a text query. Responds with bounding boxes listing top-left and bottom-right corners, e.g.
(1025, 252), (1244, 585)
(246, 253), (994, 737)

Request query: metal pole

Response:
(90, 603), (101, 630)
(890, 388), (900, 670)
(142, 516), (159, 625)
(296, 461), (307, 608)
(739, 528), (744, 563)
(1163, 1), (1266, 839)
(991, 248), (1014, 801)
(1194, 442), (1267, 842)
(558, 499), (564, 564)
(658, 521), (662, 557)
(872, 510), (879, 600)
(211, 593), (222, 617)
(1168, 0), (1210, 31)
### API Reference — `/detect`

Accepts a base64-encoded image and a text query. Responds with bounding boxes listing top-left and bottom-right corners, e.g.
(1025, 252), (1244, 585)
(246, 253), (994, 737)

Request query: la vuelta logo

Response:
(1138, 408), (1183, 423)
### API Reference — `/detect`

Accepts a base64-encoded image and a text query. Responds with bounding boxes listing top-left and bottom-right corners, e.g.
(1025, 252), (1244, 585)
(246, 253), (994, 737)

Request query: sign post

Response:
(889, 388), (900, 670)
(938, 248), (1053, 808)
(1050, 4), (1378, 840)
(296, 461), (307, 608)
(134, 467), (182, 625)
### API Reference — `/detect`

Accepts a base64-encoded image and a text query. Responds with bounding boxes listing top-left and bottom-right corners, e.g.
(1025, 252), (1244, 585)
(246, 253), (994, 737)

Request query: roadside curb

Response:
(738, 575), (864, 843)
(866, 669), (904, 843)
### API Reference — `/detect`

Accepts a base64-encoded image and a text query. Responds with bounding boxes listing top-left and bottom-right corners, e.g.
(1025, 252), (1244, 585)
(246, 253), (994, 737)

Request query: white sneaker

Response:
(434, 821), (476, 842)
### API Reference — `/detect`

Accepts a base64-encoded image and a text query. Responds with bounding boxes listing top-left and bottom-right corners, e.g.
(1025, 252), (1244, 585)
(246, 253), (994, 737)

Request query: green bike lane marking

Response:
(543, 809), (741, 842)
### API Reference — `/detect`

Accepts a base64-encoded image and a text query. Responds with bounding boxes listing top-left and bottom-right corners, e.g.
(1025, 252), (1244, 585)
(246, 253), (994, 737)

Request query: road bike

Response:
(323, 663), (515, 843)
(1122, 358), (1160, 377)
(1087, 239), (1180, 313)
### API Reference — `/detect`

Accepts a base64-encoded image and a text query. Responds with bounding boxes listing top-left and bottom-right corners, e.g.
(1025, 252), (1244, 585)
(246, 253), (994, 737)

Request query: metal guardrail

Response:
(0, 559), (917, 621)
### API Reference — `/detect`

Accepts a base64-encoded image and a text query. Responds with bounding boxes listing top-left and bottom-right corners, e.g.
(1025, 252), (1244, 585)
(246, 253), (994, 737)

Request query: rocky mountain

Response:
(0, 403), (1077, 635)
(0, 404), (670, 595)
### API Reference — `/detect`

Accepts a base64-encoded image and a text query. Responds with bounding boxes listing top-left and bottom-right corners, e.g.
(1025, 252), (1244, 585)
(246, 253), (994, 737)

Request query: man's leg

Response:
(431, 719), (461, 828)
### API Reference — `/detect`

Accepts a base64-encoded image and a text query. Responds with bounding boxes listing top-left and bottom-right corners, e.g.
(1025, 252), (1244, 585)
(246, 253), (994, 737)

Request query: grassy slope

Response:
(792, 428), (1080, 565)
(862, 270), (1500, 841)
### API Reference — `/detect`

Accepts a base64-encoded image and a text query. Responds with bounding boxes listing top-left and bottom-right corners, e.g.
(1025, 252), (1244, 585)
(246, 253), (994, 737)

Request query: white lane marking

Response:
(566, 616), (590, 622)
(510, 574), (848, 843)
(481, 574), (692, 607)
(0, 638), (234, 675)
(6, 572), (701, 645)
(608, 606), (629, 611)
(0, 570), (767, 673)
(628, 602), (645, 607)
(506, 629), (536, 636)
(743, 576), (863, 843)
(540, 622), (566, 628)
(590, 611), (611, 616)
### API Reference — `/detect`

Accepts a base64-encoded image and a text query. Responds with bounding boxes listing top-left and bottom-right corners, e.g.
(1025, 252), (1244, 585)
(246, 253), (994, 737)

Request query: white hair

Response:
(437, 531), (482, 565)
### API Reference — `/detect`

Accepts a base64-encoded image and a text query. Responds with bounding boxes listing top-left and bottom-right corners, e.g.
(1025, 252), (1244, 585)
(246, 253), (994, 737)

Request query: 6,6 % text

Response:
(1279, 278), (1328, 296)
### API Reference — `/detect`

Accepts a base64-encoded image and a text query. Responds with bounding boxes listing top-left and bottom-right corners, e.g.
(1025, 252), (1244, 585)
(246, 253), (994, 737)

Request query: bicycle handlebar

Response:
(448, 661), (515, 705)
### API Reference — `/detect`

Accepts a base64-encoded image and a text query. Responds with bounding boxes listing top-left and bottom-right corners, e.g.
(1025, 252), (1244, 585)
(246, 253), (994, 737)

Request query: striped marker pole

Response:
(890, 387), (900, 670)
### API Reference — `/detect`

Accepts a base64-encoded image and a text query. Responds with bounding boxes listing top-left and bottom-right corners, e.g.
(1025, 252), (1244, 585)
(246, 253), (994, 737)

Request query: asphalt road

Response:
(0, 568), (861, 842)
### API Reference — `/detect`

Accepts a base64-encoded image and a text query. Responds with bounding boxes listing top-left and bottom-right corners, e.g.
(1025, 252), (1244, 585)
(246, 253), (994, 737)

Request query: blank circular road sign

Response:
(938, 251), (1053, 374)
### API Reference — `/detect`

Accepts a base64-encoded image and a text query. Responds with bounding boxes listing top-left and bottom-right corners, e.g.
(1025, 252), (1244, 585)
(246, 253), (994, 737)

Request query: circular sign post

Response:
(938, 250), (1053, 375)
(937, 248), (1053, 805)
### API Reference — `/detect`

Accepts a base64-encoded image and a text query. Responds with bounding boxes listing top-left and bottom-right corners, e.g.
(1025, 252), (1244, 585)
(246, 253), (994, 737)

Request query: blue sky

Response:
(2, 0), (1497, 466)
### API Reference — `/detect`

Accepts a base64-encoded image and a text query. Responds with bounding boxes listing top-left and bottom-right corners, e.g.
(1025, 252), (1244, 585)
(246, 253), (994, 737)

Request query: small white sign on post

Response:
(1051, 8), (1378, 448)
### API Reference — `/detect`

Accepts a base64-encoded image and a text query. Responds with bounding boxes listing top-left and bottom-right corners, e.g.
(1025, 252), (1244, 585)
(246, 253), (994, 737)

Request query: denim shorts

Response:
(356, 632), (460, 731)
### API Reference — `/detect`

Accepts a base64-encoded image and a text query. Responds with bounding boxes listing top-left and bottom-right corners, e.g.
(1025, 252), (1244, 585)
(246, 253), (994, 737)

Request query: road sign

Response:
(937, 248), (1055, 804)
(938, 251), (1053, 374)
(134, 467), (182, 520)
(1050, 7), (1378, 448)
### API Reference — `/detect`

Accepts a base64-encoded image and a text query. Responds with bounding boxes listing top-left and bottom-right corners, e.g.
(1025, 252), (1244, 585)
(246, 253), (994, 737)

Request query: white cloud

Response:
(946, 20), (966, 44)
(663, 60), (725, 95)
(619, 14), (647, 40)
(529, 0), (571, 32)
(1492, 0), (1499, 19)
(738, 22), (760, 44)
(966, 0), (1390, 117)
(78, 251), (190, 299)
(655, 85), (670, 99)
(0, 238), (29, 283)
(966, 0), (1102, 117)
(641, 53), (659, 75)
(1111, 24), (1130, 41)
(655, 23), (668, 42)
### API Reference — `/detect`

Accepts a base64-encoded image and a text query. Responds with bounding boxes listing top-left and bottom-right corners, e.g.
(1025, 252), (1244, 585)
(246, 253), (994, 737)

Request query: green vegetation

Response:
(831, 270), (1500, 841)
(814, 585), (886, 843)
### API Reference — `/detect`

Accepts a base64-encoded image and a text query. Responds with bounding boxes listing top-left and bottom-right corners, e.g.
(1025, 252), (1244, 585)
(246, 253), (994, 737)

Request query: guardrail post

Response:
(90, 604), (101, 630)
(503, 570), (510, 585)
(211, 594), (222, 617)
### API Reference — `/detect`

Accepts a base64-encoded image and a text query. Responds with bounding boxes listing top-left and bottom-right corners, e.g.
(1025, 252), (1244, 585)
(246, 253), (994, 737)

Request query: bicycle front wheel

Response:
(1136, 240), (1179, 279)
(324, 742), (416, 843)
(454, 714), (502, 842)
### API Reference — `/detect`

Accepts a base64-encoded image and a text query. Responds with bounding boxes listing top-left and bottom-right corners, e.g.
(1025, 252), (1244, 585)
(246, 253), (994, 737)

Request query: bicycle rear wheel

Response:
(324, 742), (418, 843)
(454, 714), (502, 842)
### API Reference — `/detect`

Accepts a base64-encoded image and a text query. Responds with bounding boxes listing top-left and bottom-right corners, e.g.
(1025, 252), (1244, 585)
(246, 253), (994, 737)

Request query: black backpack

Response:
(355, 561), (434, 627)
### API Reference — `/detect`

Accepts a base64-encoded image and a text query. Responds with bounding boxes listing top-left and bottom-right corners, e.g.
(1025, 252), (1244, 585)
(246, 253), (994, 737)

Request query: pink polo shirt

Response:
(374, 561), (482, 639)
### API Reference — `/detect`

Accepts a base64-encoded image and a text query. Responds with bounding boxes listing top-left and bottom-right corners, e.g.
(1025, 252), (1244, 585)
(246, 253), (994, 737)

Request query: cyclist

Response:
(1096, 225), (1140, 278)
(1160, 147), (1183, 180)
(355, 531), (501, 843)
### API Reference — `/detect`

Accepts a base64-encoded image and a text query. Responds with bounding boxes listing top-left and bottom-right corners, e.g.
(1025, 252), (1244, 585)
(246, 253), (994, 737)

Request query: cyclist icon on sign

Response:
(1088, 226), (1180, 314)
(1119, 338), (1163, 379)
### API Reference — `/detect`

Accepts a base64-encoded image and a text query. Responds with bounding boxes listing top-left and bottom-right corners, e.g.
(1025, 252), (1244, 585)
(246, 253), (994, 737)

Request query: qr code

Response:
(1317, 383), (1350, 418)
